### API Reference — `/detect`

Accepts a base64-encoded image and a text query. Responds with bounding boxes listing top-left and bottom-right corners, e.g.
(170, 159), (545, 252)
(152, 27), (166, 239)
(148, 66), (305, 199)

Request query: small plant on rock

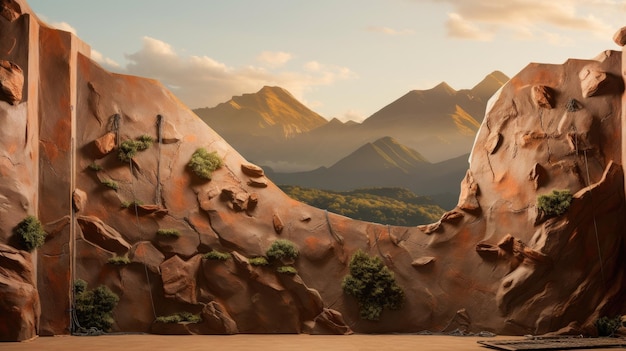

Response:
(107, 255), (130, 265)
(203, 250), (231, 261)
(15, 215), (47, 252)
(595, 315), (623, 337)
(156, 229), (180, 238)
(121, 200), (144, 209)
(276, 266), (297, 275)
(101, 179), (119, 190)
(74, 279), (119, 332)
(342, 250), (404, 321)
(118, 135), (154, 162)
(537, 189), (573, 217)
(249, 257), (269, 266)
(155, 312), (202, 324)
(266, 239), (299, 262)
(88, 162), (103, 171)
(187, 148), (223, 180)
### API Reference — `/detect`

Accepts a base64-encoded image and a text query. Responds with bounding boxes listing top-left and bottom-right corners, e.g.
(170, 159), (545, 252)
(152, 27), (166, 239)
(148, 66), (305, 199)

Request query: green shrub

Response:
(88, 163), (103, 171)
(156, 229), (180, 238)
(121, 200), (144, 208)
(101, 179), (119, 190)
(187, 148), (223, 180)
(74, 279), (119, 332)
(342, 250), (404, 321)
(118, 135), (154, 162)
(595, 315), (622, 336)
(537, 189), (572, 217)
(249, 257), (269, 266)
(266, 239), (299, 261)
(276, 266), (297, 275)
(155, 312), (202, 324)
(107, 255), (130, 265)
(15, 215), (47, 252)
(203, 250), (231, 261)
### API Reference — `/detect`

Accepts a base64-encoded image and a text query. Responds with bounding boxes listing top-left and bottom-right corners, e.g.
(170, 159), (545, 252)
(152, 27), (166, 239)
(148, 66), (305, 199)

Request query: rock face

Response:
(1, 1), (626, 341)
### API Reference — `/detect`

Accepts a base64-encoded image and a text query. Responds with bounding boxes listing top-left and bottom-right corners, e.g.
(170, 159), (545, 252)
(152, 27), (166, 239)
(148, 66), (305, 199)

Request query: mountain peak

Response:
(431, 81), (457, 95)
(471, 71), (510, 99)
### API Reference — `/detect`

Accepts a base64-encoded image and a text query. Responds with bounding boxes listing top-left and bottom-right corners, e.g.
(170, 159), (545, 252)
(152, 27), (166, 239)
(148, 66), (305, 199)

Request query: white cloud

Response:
(256, 51), (293, 68)
(50, 21), (77, 34)
(91, 50), (120, 69)
(121, 36), (356, 109)
(367, 26), (415, 36)
(432, 0), (621, 42)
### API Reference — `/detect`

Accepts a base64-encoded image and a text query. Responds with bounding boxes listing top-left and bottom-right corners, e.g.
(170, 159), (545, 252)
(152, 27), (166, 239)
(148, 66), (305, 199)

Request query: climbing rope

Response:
(113, 113), (121, 146)
(582, 149), (606, 288)
(129, 157), (158, 319)
(155, 115), (163, 206)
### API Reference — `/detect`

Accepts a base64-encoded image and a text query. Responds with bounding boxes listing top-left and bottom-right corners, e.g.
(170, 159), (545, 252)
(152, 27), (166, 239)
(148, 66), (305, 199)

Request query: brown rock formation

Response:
(2, 1), (626, 341)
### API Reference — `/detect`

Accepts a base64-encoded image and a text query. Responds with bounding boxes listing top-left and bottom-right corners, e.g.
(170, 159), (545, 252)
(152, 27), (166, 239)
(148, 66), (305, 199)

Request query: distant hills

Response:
(193, 71), (508, 209)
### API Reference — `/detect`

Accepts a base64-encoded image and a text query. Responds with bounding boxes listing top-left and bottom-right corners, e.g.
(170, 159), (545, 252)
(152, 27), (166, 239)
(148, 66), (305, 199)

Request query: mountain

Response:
(193, 72), (508, 172)
(194, 86), (327, 139)
(265, 137), (469, 209)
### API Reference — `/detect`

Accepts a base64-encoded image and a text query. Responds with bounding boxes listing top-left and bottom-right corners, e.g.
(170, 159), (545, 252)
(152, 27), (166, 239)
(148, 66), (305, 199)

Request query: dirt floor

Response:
(1, 334), (624, 351)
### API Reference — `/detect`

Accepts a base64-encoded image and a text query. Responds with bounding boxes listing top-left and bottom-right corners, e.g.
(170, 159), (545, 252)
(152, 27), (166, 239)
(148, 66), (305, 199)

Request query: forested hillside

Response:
(280, 186), (445, 226)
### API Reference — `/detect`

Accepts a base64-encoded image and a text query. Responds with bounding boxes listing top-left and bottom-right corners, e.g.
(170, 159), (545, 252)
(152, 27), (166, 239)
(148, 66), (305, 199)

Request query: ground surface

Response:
(1, 334), (624, 351)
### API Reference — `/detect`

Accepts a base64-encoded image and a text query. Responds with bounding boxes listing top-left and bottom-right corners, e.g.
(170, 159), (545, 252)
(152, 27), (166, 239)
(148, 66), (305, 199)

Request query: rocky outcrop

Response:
(2, 0), (626, 341)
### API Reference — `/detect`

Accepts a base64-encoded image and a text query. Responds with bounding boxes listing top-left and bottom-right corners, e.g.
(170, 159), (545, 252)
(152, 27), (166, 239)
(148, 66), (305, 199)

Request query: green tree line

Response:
(280, 186), (444, 226)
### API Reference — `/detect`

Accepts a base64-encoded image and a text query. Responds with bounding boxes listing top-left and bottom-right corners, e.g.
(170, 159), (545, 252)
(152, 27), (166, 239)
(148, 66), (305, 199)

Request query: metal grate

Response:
(478, 337), (626, 350)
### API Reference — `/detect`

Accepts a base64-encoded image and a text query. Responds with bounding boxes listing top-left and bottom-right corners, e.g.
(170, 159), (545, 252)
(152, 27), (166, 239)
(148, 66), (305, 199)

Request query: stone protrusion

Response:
(247, 177), (268, 188)
(529, 163), (546, 190)
(485, 132), (502, 154)
(160, 255), (201, 304)
(94, 132), (116, 157)
(220, 187), (257, 212)
(77, 215), (131, 254)
(0, 60), (23, 105)
(411, 256), (436, 267)
(273, 213), (284, 234)
(201, 301), (238, 334)
(579, 66), (608, 98)
(613, 26), (626, 46)
(531, 85), (555, 109)
(0, 1), (22, 22)
(72, 188), (87, 212)
(457, 170), (480, 211)
(130, 241), (165, 274)
(241, 163), (265, 177)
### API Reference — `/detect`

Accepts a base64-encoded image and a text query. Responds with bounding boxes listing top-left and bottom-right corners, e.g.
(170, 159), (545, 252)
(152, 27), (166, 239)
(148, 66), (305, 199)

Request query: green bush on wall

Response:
(15, 215), (47, 252)
(266, 239), (299, 261)
(187, 148), (223, 180)
(118, 135), (154, 162)
(537, 189), (573, 217)
(74, 279), (119, 332)
(342, 250), (404, 321)
(156, 229), (180, 238)
(156, 312), (202, 324)
(249, 257), (269, 266)
(203, 250), (231, 261)
(595, 315), (623, 336)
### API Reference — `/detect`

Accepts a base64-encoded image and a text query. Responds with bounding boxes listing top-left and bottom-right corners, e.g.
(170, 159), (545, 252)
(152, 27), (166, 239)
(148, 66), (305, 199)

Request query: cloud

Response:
(432, 0), (620, 41)
(91, 50), (120, 69)
(367, 26), (415, 36)
(121, 36), (356, 109)
(256, 51), (293, 68)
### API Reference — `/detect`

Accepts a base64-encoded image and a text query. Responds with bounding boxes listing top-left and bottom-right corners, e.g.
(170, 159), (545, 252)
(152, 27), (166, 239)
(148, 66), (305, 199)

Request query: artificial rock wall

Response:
(1, 0), (626, 341)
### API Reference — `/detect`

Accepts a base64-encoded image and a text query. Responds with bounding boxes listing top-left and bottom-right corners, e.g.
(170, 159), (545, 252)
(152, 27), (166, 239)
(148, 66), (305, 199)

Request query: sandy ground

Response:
(2, 334), (624, 351)
(0, 334), (520, 351)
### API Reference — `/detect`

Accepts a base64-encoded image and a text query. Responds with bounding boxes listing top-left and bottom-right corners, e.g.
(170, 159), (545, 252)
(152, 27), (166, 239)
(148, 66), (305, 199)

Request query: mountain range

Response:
(194, 71), (508, 208)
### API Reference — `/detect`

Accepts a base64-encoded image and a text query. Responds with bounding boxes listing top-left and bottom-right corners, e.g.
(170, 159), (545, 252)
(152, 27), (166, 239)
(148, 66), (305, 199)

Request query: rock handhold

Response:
(273, 213), (284, 234)
(77, 215), (131, 254)
(613, 26), (626, 46)
(475, 242), (500, 261)
(411, 256), (436, 268)
(220, 186), (257, 212)
(241, 162), (265, 177)
(0, 1), (21, 22)
(531, 85), (555, 109)
(485, 132), (502, 154)
(457, 170), (480, 211)
(160, 255), (201, 304)
(200, 301), (238, 334)
(130, 241), (165, 274)
(160, 118), (182, 144)
(529, 163), (547, 190)
(247, 177), (268, 188)
(0, 60), (23, 105)
(94, 132), (116, 157)
(72, 188), (87, 212)
(579, 66), (609, 98)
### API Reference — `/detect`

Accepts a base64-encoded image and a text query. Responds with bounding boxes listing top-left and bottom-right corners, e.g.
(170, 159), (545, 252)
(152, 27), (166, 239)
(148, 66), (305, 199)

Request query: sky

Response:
(27, 0), (626, 123)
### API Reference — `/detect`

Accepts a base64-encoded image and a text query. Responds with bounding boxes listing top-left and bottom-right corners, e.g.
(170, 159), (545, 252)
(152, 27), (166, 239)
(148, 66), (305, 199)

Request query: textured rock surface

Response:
(1, 0), (626, 341)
